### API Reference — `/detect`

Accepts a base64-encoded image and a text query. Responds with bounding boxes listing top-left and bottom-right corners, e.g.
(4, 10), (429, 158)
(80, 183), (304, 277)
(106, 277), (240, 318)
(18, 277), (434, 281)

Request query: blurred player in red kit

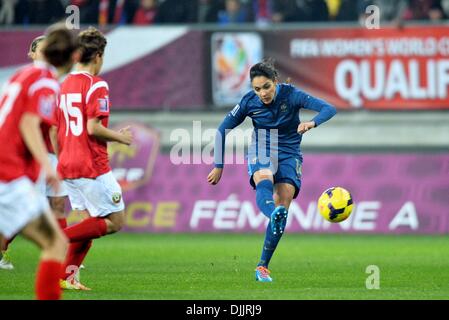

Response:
(0, 35), (71, 270)
(0, 25), (77, 299)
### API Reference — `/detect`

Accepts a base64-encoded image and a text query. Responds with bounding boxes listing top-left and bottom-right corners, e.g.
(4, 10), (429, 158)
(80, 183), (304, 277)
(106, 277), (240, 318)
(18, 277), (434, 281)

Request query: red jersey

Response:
(56, 71), (111, 179)
(0, 62), (59, 182)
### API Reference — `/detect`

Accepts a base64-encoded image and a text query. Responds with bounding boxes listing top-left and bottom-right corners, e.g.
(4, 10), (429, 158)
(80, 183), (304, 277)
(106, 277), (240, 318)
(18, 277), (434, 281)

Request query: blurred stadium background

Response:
(1, 0), (449, 299)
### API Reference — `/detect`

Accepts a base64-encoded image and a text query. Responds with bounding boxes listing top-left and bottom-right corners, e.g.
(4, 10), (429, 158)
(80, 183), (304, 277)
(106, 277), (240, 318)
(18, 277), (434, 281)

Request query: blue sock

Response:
(256, 180), (275, 218)
(258, 221), (283, 268)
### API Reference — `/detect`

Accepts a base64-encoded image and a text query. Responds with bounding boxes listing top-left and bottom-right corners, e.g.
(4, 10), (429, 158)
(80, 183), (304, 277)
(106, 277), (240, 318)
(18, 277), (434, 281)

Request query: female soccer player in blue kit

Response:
(207, 59), (337, 282)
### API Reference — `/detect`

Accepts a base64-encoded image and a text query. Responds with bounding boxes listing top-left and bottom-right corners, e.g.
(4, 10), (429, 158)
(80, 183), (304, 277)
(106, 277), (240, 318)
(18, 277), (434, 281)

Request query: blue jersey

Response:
(214, 83), (337, 168)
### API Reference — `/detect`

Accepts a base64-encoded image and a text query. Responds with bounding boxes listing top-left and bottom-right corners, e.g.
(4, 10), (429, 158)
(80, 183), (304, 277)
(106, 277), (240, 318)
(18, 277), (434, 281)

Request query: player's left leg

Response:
(257, 183), (295, 269)
(255, 157), (300, 282)
(49, 195), (89, 283)
(274, 183), (296, 209)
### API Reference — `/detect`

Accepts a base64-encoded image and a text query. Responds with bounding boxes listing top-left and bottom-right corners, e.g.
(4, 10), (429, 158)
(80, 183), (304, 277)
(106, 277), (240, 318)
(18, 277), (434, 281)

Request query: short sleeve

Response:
(27, 87), (58, 126)
(86, 81), (110, 119)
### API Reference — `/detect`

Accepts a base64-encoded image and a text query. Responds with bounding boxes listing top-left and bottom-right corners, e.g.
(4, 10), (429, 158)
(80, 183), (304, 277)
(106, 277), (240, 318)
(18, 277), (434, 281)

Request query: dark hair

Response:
(77, 27), (107, 64)
(29, 35), (45, 54)
(42, 24), (77, 68)
(249, 58), (279, 82)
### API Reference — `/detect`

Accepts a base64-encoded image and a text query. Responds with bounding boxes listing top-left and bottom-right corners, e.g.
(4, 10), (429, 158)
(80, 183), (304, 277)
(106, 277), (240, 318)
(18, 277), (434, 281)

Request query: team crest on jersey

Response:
(98, 96), (109, 112)
(38, 95), (55, 118)
(280, 103), (288, 112)
(112, 192), (122, 204)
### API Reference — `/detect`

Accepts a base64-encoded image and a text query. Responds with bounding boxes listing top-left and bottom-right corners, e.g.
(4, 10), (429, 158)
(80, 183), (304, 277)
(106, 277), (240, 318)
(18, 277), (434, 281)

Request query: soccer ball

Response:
(318, 187), (354, 223)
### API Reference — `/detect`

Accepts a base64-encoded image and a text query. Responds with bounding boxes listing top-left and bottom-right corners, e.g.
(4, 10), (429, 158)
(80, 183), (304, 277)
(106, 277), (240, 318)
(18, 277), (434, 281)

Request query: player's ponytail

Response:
(42, 24), (77, 68)
(28, 35), (45, 58)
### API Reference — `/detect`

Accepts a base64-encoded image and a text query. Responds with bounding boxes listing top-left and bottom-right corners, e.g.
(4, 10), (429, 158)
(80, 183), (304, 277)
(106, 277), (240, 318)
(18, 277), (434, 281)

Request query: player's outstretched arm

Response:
(87, 118), (133, 145)
(19, 112), (60, 192)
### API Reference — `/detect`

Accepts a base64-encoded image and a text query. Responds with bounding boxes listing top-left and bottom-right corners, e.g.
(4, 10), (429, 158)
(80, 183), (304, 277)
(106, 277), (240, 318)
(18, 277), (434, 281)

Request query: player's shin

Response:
(255, 180), (276, 218)
(63, 217), (107, 242)
(258, 221), (284, 268)
(63, 240), (92, 280)
(36, 259), (64, 300)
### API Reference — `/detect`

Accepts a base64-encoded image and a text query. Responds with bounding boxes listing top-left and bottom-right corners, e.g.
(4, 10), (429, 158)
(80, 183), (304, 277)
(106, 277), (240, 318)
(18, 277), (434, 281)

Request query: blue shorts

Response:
(247, 155), (302, 199)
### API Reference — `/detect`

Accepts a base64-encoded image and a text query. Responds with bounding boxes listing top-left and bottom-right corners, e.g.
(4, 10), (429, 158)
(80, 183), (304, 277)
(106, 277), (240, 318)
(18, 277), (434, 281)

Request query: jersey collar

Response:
(71, 70), (93, 76)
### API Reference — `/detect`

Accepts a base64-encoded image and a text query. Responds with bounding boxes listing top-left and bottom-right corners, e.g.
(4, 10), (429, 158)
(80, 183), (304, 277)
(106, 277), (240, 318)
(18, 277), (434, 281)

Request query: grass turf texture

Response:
(1, 233), (449, 300)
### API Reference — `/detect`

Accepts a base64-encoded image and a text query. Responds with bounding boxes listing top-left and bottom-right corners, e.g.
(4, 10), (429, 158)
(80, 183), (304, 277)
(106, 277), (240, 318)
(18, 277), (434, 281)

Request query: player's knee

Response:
(107, 211), (125, 234)
(253, 169), (274, 184)
(49, 197), (66, 219)
(115, 214), (125, 232)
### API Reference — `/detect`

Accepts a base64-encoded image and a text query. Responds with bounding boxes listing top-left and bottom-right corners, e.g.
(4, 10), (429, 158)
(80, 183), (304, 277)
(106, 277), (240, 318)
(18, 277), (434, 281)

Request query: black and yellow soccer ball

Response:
(318, 187), (354, 223)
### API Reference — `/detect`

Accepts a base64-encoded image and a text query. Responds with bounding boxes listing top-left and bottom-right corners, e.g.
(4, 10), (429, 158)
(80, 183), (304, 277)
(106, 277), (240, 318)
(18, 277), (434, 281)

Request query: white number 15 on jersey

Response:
(60, 93), (83, 136)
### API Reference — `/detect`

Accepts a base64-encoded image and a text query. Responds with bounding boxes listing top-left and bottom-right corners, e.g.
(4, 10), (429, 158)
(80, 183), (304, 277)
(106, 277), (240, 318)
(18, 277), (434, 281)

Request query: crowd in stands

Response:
(0, 0), (447, 26)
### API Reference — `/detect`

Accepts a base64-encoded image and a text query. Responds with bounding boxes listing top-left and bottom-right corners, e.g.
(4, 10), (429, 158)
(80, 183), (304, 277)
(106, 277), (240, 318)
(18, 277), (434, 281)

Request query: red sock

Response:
(57, 218), (67, 230)
(36, 259), (63, 300)
(63, 217), (107, 243)
(63, 240), (92, 280)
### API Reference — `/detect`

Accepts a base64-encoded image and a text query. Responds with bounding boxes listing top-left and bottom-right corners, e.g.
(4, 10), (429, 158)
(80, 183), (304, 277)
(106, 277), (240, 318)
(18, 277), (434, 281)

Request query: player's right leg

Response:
(63, 171), (125, 242)
(58, 184), (95, 289)
(60, 172), (125, 288)
(251, 169), (276, 216)
(59, 209), (124, 290)
(252, 169), (287, 235)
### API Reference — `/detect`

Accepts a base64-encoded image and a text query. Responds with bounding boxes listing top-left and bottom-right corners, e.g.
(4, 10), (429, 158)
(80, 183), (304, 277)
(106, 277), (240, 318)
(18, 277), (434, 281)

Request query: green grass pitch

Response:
(1, 233), (449, 300)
